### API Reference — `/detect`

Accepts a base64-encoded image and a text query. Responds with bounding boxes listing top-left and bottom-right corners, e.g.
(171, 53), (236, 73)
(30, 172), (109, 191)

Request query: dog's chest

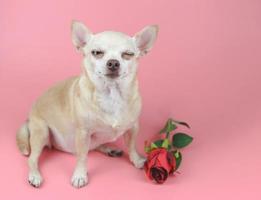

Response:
(97, 85), (125, 115)
(50, 82), (140, 153)
(88, 86), (135, 148)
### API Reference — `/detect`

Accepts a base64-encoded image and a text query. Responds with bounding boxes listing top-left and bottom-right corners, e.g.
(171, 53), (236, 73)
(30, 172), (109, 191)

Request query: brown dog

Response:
(16, 21), (158, 188)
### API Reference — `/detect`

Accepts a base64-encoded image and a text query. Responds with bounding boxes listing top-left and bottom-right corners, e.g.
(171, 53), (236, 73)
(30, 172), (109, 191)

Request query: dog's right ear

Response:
(71, 20), (92, 51)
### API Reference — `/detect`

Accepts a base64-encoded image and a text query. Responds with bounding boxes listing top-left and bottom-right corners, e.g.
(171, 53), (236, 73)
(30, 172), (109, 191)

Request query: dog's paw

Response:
(28, 171), (43, 188)
(71, 172), (88, 188)
(131, 154), (147, 169)
(107, 149), (124, 157)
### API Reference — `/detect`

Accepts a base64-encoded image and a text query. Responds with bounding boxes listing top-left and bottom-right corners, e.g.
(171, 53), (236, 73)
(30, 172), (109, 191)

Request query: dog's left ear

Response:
(133, 25), (159, 56)
(71, 20), (92, 51)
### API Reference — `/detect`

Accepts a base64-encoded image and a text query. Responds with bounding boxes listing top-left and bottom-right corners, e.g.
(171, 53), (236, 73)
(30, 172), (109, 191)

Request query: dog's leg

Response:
(71, 128), (90, 188)
(96, 144), (123, 157)
(123, 122), (146, 169)
(27, 118), (49, 187)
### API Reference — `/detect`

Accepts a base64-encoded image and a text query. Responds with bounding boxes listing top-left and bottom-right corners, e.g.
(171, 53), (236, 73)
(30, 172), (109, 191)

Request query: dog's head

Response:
(71, 21), (158, 86)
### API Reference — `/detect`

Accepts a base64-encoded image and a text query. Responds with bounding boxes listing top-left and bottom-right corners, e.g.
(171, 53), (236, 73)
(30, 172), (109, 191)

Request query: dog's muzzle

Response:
(106, 59), (120, 78)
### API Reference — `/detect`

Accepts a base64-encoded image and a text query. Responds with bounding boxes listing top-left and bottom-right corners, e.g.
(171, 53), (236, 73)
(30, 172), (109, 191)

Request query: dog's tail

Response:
(16, 121), (30, 156)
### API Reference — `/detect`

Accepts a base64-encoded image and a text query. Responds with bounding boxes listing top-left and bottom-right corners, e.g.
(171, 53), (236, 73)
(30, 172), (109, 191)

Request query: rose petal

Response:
(145, 148), (174, 183)
(150, 167), (168, 184)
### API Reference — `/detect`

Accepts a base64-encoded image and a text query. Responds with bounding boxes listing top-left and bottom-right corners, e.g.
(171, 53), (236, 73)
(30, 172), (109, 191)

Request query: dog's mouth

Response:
(105, 73), (119, 79)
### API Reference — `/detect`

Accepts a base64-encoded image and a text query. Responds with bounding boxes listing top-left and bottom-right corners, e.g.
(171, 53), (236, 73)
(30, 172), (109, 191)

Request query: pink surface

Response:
(1, 0), (261, 199)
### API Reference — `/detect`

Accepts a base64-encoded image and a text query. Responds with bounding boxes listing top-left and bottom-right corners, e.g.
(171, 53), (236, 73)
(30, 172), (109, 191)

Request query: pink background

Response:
(1, 0), (261, 199)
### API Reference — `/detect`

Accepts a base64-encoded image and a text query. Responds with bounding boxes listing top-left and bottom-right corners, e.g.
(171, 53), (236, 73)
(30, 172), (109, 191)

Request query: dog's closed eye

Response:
(122, 51), (135, 60)
(91, 50), (104, 58)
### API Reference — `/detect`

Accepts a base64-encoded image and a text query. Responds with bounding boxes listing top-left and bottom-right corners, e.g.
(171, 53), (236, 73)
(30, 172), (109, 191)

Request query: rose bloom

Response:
(144, 148), (176, 184)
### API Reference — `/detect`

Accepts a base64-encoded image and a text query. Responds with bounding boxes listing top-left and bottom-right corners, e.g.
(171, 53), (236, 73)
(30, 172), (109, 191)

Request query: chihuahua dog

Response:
(16, 21), (158, 188)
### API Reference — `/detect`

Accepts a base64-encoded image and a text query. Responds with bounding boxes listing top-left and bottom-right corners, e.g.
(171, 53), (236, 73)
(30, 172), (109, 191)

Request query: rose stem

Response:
(166, 132), (170, 139)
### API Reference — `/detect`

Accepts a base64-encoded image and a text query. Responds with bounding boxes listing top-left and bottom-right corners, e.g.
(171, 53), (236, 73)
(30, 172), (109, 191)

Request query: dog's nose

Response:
(106, 59), (120, 72)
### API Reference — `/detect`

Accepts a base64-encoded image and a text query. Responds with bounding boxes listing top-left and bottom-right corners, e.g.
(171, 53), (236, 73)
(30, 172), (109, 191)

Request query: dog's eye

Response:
(122, 51), (135, 60)
(91, 50), (104, 58)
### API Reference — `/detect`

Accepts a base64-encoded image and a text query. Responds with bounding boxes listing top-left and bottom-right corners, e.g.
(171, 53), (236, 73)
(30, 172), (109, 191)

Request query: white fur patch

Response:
(28, 171), (43, 187)
(71, 170), (88, 188)
(97, 83), (125, 115)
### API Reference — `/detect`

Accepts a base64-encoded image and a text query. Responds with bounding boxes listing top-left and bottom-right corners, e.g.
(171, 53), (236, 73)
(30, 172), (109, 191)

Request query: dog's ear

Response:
(71, 20), (92, 51)
(133, 25), (159, 56)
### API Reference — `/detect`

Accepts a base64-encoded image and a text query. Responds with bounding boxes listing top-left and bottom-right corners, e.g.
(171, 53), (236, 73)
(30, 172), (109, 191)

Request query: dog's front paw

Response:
(131, 154), (147, 169)
(71, 172), (88, 188)
(28, 171), (43, 188)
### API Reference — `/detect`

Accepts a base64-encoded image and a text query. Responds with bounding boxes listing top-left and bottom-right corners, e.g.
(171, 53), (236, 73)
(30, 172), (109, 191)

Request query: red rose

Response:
(144, 148), (176, 184)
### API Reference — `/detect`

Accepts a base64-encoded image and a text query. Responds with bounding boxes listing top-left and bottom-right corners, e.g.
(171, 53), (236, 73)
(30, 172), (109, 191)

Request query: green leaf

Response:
(174, 151), (180, 158)
(159, 118), (177, 134)
(150, 142), (158, 149)
(153, 139), (171, 150)
(154, 139), (164, 147)
(162, 139), (169, 149)
(172, 133), (193, 148)
(172, 119), (190, 129)
(173, 150), (182, 171)
(144, 146), (151, 153)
